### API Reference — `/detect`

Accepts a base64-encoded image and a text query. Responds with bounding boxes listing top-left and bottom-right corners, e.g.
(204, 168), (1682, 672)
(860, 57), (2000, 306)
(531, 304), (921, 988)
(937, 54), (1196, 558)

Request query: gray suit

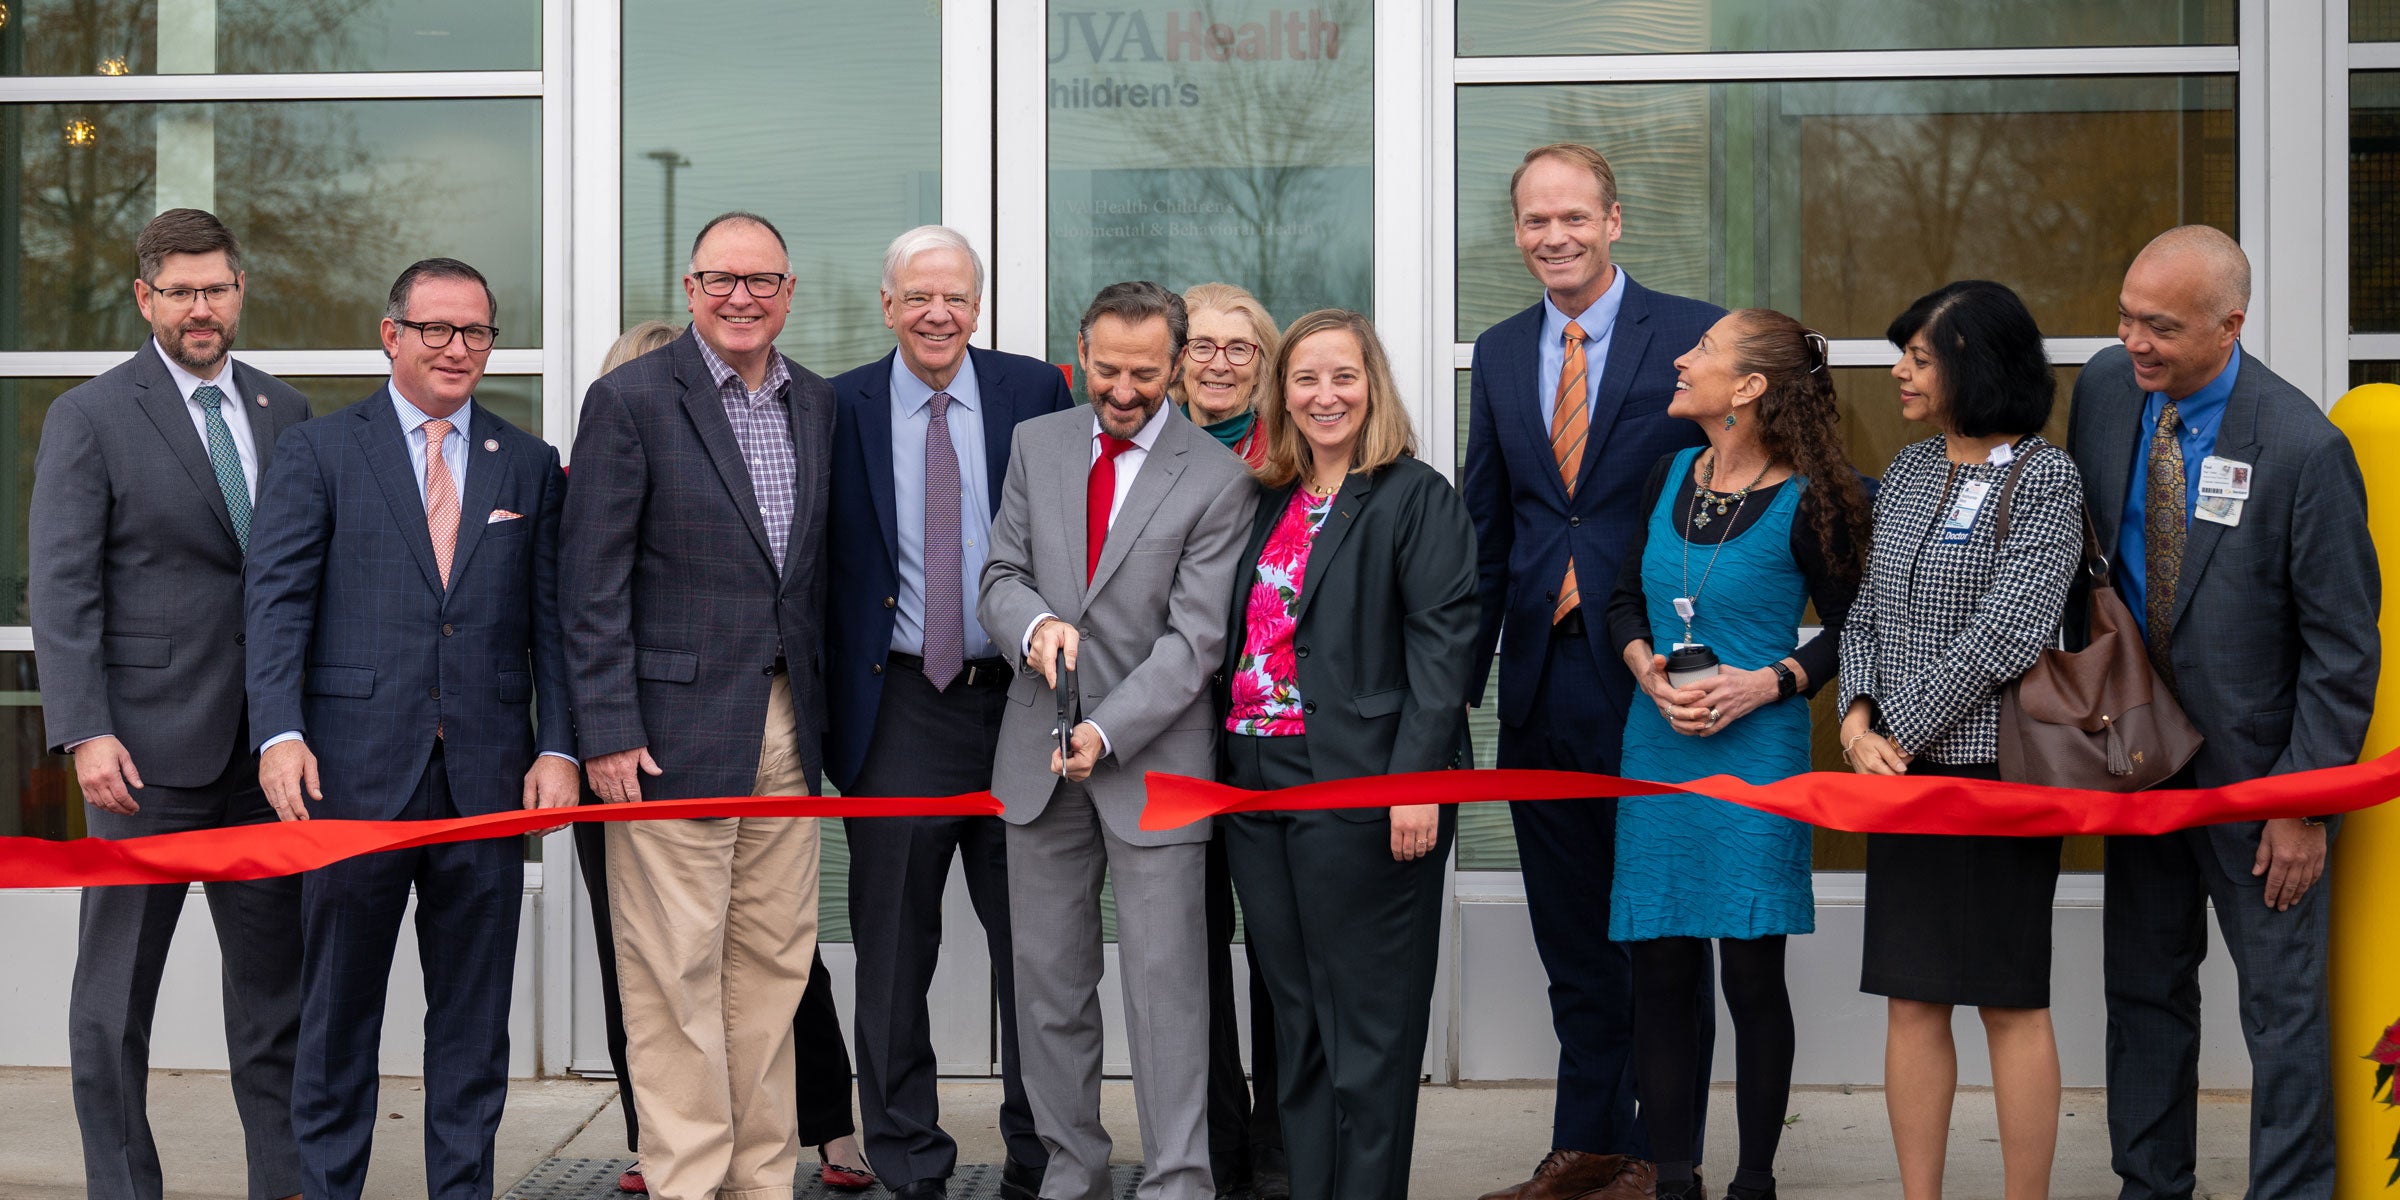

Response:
(2067, 344), (2377, 1200)
(28, 341), (311, 1200)
(978, 404), (1258, 1200)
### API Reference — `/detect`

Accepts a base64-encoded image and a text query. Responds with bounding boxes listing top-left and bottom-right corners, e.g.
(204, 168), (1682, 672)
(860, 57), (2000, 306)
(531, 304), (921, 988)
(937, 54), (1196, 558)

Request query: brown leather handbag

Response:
(1989, 448), (2204, 791)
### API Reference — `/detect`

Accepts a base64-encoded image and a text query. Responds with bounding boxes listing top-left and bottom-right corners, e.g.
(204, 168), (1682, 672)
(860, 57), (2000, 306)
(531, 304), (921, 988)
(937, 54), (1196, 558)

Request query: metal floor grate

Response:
(506, 1159), (1147, 1200)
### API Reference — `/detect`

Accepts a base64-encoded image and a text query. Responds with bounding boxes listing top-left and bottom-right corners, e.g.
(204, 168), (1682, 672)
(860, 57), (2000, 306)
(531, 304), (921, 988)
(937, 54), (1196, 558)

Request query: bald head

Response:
(2132, 224), (2250, 323)
(2116, 224), (2246, 400)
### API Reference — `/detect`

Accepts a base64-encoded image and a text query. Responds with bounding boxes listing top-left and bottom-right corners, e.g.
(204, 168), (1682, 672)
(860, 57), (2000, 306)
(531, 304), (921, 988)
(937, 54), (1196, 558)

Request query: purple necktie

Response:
(922, 392), (964, 691)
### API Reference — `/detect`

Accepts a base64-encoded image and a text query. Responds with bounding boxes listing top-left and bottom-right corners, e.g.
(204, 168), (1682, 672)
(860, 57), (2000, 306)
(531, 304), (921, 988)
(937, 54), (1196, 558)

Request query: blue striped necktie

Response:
(194, 384), (251, 551)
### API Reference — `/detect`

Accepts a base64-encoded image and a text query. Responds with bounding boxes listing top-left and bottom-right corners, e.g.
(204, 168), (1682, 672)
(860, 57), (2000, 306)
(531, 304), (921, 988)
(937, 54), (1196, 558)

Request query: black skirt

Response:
(1858, 759), (2062, 1009)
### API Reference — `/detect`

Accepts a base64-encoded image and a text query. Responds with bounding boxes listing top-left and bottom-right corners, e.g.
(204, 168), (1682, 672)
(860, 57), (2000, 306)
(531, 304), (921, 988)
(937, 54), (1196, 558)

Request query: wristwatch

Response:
(1769, 661), (1798, 701)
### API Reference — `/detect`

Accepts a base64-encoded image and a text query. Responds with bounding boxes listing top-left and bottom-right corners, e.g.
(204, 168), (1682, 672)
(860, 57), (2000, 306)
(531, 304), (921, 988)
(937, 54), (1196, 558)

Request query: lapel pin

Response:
(484, 438), (499, 452)
(256, 395), (269, 407)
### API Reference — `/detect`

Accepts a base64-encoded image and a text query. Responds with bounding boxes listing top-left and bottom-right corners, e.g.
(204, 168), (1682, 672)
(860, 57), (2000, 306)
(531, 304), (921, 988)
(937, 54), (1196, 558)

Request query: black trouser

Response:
(1222, 733), (1450, 1200)
(575, 812), (855, 1155)
(845, 656), (1045, 1186)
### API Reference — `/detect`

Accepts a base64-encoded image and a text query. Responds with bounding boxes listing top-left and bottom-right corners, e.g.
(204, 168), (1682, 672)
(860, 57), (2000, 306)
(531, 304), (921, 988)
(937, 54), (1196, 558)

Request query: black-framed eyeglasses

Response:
(148, 282), (241, 307)
(395, 319), (499, 351)
(1186, 339), (1259, 366)
(692, 271), (793, 298)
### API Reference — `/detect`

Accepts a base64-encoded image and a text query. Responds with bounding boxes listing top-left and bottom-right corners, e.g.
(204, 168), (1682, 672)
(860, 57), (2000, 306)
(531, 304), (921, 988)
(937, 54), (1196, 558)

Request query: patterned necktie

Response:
(2144, 398), (2185, 678)
(922, 392), (964, 691)
(424, 418), (460, 589)
(194, 384), (251, 551)
(1087, 434), (1137, 583)
(1550, 320), (1590, 622)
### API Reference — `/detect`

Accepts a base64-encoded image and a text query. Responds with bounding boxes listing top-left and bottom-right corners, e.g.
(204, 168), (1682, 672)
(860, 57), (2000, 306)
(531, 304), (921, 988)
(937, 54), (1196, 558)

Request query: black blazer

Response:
(822, 345), (1074, 792)
(560, 327), (835, 798)
(1215, 455), (1481, 807)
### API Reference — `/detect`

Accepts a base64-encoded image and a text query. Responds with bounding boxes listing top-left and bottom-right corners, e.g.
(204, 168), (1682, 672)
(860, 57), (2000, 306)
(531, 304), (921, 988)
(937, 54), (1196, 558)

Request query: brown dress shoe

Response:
(1594, 1158), (1660, 1200)
(1477, 1150), (1634, 1200)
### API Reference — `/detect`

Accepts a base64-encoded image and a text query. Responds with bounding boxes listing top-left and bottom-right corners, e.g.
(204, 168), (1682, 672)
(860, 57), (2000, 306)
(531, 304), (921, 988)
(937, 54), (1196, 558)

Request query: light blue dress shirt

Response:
(1537, 265), (1631, 428)
(890, 352), (997, 658)
(2116, 344), (2240, 638)
(390, 384), (473, 505)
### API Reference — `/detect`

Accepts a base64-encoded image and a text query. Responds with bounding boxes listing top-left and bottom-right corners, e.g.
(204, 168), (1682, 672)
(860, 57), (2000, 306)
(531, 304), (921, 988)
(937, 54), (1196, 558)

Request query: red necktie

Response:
(1087, 434), (1136, 582)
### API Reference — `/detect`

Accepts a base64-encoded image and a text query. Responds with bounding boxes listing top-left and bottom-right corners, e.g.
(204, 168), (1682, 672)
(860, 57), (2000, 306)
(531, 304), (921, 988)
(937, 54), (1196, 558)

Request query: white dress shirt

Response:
(155, 341), (260, 502)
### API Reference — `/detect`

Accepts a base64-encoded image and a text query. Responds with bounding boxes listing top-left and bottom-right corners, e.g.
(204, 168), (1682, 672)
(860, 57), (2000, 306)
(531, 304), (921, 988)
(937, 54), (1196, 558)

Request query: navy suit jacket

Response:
(1462, 276), (1724, 729)
(245, 388), (572, 820)
(823, 345), (1074, 792)
(561, 328), (835, 799)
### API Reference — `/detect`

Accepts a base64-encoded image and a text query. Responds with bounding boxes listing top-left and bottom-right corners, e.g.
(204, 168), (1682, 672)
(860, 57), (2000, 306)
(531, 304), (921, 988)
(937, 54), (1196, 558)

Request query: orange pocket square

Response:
(487, 510), (524, 523)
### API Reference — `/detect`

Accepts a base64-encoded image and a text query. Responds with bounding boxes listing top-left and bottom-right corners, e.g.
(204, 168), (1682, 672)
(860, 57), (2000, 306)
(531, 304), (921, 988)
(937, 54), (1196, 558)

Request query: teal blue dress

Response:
(1612, 447), (1816, 941)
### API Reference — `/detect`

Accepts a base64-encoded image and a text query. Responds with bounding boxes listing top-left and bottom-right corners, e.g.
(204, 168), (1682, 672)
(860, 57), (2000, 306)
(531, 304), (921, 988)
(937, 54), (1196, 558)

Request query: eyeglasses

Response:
(1186, 339), (1259, 366)
(148, 282), (240, 307)
(395, 319), (499, 351)
(692, 271), (793, 298)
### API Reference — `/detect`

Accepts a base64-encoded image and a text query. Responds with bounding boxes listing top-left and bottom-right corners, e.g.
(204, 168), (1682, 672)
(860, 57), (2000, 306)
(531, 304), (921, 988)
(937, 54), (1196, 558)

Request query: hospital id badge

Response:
(1938, 479), (1991, 544)
(2197, 456), (2252, 500)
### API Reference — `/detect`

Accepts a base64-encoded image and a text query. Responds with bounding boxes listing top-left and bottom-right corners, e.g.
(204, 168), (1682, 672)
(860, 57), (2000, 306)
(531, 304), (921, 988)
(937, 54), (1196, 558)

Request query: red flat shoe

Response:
(617, 1166), (647, 1194)
(819, 1149), (876, 1192)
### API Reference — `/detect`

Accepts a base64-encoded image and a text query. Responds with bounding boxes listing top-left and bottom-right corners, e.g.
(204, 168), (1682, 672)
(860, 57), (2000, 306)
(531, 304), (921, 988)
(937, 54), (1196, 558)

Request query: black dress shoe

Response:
(1250, 1146), (1290, 1200)
(891, 1180), (947, 1200)
(1000, 1157), (1044, 1200)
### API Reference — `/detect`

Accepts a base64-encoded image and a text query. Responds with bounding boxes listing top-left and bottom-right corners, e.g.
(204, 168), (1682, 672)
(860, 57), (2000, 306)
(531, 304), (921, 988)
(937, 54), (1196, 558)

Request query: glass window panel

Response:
(0, 651), (84, 840)
(621, 1), (940, 374)
(1456, 77), (2235, 342)
(0, 377), (79, 626)
(281, 375), (539, 438)
(2361, 1), (2400, 43)
(0, 99), (541, 351)
(2354, 74), (2400, 332)
(2352, 361), (2400, 388)
(1, 1), (539, 74)
(1046, 0), (1373, 368)
(1456, 0), (2233, 57)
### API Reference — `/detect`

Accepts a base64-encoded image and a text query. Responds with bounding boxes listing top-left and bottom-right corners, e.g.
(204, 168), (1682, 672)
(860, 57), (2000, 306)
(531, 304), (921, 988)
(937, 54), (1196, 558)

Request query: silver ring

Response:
(1707, 706), (1721, 724)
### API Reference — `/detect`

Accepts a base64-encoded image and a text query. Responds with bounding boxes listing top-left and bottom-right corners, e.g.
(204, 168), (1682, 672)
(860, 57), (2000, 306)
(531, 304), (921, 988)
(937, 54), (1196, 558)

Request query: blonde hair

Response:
(599, 319), (680, 376)
(1172, 282), (1280, 417)
(1254, 309), (1417, 489)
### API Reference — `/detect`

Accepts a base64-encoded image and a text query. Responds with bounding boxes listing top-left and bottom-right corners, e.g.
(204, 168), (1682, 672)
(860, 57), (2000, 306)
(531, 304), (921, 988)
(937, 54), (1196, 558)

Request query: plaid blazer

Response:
(561, 327), (835, 798)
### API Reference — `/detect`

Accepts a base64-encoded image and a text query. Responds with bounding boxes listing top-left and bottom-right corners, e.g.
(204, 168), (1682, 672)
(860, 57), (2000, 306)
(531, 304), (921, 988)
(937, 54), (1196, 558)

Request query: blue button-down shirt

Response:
(1537, 265), (1630, 428)
(2116, 344), (2241, 637)
(890, 352), (996, 658)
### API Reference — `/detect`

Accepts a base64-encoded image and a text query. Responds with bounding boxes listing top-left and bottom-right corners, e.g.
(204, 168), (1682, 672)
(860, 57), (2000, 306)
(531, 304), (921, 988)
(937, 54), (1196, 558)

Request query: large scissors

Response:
(1053, 664), (1081, 777)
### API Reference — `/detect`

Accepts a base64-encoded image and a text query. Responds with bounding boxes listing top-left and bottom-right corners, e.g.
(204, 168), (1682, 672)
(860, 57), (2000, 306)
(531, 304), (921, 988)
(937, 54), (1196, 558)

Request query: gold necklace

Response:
(1689, 449), (1774, 530)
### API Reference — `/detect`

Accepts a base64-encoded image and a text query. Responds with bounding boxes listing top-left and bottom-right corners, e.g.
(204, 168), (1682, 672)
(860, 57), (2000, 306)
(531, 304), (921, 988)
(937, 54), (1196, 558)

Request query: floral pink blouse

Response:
(1226, 488), (1336, 737)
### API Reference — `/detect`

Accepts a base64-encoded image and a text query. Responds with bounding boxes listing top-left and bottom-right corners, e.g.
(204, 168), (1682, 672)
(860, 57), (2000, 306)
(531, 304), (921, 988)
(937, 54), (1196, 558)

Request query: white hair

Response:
(880, 225), (985, 299)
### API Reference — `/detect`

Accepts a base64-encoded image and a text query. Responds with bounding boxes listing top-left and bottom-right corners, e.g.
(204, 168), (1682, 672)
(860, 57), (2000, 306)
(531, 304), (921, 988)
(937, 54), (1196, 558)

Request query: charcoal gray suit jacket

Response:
(29, 342), (310, 787)
(2067, 343), (2378, 792)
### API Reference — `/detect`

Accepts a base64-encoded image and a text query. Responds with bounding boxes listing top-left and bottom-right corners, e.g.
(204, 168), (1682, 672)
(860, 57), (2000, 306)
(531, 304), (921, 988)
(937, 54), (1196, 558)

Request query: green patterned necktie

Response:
(194, 384), (252, 551)
(2143, 397), (2185, 679)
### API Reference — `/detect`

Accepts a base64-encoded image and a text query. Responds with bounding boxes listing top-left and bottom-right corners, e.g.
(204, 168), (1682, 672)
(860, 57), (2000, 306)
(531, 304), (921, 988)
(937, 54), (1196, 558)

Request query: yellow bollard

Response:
(2329, 383), (2400, 1198)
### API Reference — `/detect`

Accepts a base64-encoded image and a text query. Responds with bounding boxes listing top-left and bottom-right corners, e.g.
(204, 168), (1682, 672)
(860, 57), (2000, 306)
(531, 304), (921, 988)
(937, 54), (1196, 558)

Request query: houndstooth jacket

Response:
(1837, 434), (2084, 763)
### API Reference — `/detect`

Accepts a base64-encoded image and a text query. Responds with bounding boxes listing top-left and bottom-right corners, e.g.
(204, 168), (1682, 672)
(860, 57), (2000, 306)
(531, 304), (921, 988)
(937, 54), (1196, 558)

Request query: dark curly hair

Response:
(1729, 308), (1873, 582)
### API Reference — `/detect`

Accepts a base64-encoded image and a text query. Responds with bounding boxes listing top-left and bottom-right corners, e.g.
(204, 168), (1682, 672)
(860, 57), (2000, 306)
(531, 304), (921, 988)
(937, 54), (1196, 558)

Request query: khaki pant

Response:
(607, 675), (820, 1200)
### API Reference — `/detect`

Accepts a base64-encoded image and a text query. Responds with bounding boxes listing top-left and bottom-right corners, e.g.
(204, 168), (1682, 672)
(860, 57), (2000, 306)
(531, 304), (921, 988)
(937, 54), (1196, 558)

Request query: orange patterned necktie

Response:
(425, 418), (459, 589)
(1551, 320), (1589, 622)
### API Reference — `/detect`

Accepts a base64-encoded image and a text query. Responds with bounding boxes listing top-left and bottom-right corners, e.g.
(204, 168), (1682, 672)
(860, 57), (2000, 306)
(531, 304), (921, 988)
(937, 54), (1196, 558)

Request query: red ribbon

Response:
(1137, 750), (2400, 835)
(6, 750), (2393, 890)
(0, 794), (999, 889)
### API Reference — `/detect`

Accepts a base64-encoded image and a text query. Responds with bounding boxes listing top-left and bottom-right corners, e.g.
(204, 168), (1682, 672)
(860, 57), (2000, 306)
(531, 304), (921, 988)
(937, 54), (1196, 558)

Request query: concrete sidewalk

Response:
(0, 1068), (2254, 1198)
